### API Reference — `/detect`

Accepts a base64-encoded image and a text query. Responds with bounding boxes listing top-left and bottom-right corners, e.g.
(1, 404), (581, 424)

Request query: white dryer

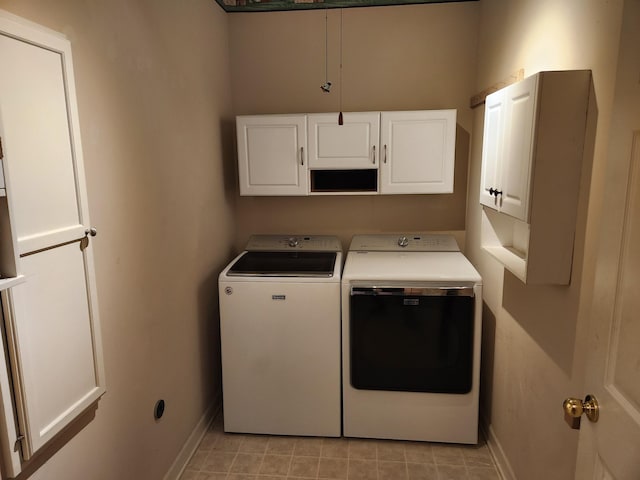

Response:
(219, 235), (342, 437)
(341, 234), (482, 444)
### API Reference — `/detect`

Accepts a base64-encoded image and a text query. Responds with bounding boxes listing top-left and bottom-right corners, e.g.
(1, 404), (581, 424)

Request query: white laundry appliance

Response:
(218, 235), (342, 437)
(341, 234), (482, 444)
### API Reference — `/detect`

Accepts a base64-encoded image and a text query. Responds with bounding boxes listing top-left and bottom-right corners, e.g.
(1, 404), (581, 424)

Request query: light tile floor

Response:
(180, 416), (502, 480)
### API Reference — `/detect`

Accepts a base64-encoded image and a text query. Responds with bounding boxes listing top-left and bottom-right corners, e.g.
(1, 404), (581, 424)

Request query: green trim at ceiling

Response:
(215, 0), (477, 13)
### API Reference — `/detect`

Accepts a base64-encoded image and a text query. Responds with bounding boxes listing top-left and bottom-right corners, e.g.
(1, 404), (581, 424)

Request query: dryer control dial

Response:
(288, 237), (299, 247)
(398, 236), (409, 247)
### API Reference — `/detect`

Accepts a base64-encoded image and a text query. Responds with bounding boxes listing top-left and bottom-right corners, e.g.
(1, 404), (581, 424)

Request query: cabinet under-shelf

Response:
(310, 169), (378, 194)
(481, 207), (529, 282)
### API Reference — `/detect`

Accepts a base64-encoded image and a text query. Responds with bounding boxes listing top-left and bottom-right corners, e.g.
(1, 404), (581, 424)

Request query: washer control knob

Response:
(398, 236), (409, 247)
(288, 237), (299, 247)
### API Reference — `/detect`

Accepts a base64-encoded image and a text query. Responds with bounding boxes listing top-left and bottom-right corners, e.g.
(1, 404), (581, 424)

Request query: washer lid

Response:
(245, 235), (342, 252)
(349, 234), (459, 252)
(227, 251), (338, 277)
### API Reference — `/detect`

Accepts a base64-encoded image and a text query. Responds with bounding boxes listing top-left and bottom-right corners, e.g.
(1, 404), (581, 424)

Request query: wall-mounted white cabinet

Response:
(480, 75), (537, 220)
(236, 114), (308, 196)
(0, 10), (105, 477)
(479, 70), (593, 284)
(380, 110), (456, 194)
(236, 110), (456, 196)
(308, 112), (379, 169)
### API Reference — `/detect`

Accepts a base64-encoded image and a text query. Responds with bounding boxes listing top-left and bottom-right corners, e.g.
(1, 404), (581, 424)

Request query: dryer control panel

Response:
(349, 234), (459, 252)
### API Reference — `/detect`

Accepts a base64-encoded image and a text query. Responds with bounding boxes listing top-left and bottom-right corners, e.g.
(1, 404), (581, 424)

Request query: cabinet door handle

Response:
(384, 144), (387, 164)
(301, 146), (304, 166)
(372, 145), (376, 164)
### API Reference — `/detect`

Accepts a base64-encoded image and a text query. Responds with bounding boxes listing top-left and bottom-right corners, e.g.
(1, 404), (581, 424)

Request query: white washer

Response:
(341, 234), (482, 444)
(219, 235), (342, 437)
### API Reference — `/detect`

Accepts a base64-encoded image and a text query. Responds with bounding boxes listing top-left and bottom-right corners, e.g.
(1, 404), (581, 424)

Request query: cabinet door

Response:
(499, 75), (538, 221)
(3, 244), (101, 458)
(237, 115), (307, 196)
(480, 90), (505, 210)
(0, 19), (104, 466)
(307, 112), (380, 169)
(380, 110), (456, 194)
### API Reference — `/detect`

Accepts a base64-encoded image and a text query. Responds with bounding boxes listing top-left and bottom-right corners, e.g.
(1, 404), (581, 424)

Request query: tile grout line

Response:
(377, 442), (381, 480)
(180, 424), (502, 480)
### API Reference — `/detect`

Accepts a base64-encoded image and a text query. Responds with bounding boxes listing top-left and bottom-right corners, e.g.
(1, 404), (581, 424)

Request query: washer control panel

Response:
(245, 235), (342, 252)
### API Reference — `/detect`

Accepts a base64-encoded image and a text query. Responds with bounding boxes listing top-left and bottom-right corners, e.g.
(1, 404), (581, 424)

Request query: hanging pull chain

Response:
(321, 9), (331, 93)
(338, 8), (344, 125)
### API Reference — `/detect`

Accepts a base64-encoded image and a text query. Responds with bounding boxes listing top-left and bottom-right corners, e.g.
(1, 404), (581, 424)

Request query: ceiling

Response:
(215, 0), (475, 13)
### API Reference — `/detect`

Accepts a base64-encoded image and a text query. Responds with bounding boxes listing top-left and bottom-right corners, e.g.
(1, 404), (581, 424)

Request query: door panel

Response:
(580, 132), (640, 480)
(380, 110), (456, 194)
(500, 75), (537, 221)
(236, 115), (307, 195)
(576, 1), (640, 477)
(350, 290), (474, 393)
(0, 12), (104, 470)
(0, 35), (82, 254)
(308, 112), (379, 169)
(480, 92), (504, 209)
(4, 242), (102, 457)
(608, 152), (640, 403)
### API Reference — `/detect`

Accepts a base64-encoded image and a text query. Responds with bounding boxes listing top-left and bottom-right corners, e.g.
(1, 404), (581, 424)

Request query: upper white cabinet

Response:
(380, 110), (456, 195)
(480, 75), (537, 221)
(236, 110), (457, 196)
(479, 70), (593, 284)
(0, 10), (105, 476)
(308, 112), (379, 169)
(236, 114), (307, 196)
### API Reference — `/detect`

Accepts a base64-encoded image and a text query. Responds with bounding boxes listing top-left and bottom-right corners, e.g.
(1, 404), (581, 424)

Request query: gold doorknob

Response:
(563, 394), (599, 429)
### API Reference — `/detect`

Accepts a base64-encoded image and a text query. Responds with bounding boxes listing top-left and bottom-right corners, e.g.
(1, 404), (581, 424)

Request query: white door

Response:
(307, 112), (380, 169)
(499, 74), (537, 221)
(480, 90), (505, 209)
(0, 12), (104, 468)
(236, 115), (308, 196)
(574, 1), (640, 478)
(380, 110), (456, 194)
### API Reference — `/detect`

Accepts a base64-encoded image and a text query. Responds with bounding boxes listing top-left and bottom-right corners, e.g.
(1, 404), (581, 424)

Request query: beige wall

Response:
(0, 1), (629, 479)
(228, 3), (480, 250)
(467, 1), (624, 479)
(0, 1), (234, 478)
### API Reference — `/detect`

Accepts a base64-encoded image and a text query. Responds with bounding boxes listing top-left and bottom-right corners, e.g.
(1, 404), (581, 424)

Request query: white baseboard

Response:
(163, 397), (221, 480)
(481, 417), (516, 480)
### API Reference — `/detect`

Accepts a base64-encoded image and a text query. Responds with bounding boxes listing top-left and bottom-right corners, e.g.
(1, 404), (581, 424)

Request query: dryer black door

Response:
(349, 285), (474, 394)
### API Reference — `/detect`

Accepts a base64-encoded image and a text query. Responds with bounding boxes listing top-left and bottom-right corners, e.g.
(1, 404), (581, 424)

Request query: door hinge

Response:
(14, 435), (24, 453)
